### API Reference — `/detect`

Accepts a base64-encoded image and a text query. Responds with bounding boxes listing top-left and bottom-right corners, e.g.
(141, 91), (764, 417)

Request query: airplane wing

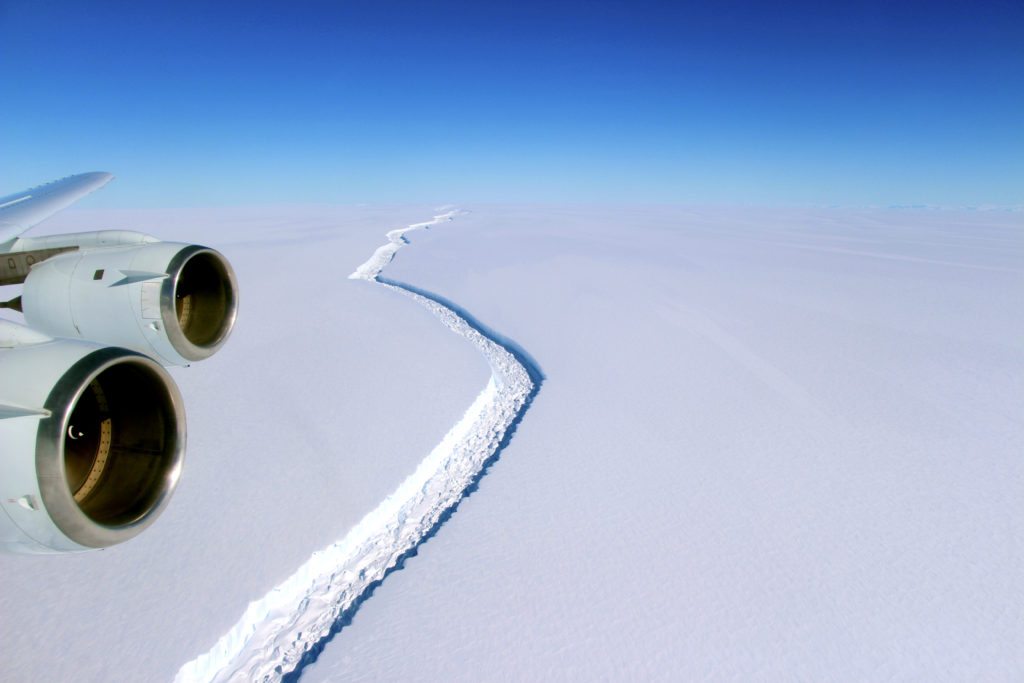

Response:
(0, 172), (239, 554)
(0, 172), (113, 247)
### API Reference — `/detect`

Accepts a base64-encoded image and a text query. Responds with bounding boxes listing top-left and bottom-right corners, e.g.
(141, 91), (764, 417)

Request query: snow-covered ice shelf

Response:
(175, 212), (538, 682)
(303, 205), (1023, 682)
(3, 204), (1019, 682)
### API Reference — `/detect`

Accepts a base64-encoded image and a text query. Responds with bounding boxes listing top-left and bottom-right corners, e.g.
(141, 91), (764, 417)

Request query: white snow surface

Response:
(175, 210), (534, 682)
(1, 204), (1022, 681)
(303, 206), (1023, 681)
(0, 205), (489, 682)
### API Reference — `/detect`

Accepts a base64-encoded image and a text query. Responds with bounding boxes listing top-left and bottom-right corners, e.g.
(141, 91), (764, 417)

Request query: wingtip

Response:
(0, 172), (117, 240)
(80, 171), (114, 185)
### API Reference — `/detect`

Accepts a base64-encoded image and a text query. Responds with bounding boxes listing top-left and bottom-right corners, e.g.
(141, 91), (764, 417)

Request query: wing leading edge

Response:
(0, 172), (113, 249)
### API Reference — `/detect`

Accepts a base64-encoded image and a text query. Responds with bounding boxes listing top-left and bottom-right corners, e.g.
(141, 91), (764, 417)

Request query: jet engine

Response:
(0, 172), (231, 554)
(0, 337), (185, 553)
(20, 240), (238, 366)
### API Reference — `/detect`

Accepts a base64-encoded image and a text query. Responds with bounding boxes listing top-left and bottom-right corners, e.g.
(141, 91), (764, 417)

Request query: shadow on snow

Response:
(283, 279), (544, 681)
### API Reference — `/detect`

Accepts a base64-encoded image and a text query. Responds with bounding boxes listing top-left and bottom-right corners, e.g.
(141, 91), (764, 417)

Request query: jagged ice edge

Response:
(175, 211), (533, 682)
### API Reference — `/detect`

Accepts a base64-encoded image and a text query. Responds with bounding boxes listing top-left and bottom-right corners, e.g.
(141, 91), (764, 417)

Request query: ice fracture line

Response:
(175, 211), (537, 682)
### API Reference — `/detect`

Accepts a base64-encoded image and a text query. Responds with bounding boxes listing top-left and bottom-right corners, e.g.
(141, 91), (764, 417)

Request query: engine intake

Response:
(44, 352), (183, 533)
(20, 241), (238, 366)
(0, 342), (186, 553)
(164, 246), (238, 361)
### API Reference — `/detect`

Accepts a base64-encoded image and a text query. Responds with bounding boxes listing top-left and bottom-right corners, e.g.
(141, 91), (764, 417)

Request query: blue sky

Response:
(1, 0), (1021, 206)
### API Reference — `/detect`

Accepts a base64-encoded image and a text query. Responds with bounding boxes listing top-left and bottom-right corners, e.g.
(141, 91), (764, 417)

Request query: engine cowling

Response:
(0, 339), (185, 553)
(21, 242), (238, 366)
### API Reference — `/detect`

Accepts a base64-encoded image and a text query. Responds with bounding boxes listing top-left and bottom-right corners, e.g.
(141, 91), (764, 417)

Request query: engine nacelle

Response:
(0, 339), (185, 553)
(21, 242), (238, 367)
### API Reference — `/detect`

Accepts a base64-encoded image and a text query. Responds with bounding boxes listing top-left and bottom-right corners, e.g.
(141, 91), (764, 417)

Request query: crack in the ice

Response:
(175, 211), (542, 683)
(282, 292), (542, 679)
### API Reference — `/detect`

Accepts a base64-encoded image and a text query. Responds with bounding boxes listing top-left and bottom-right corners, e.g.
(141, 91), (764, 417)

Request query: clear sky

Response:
(1, 0), (1021, 207)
